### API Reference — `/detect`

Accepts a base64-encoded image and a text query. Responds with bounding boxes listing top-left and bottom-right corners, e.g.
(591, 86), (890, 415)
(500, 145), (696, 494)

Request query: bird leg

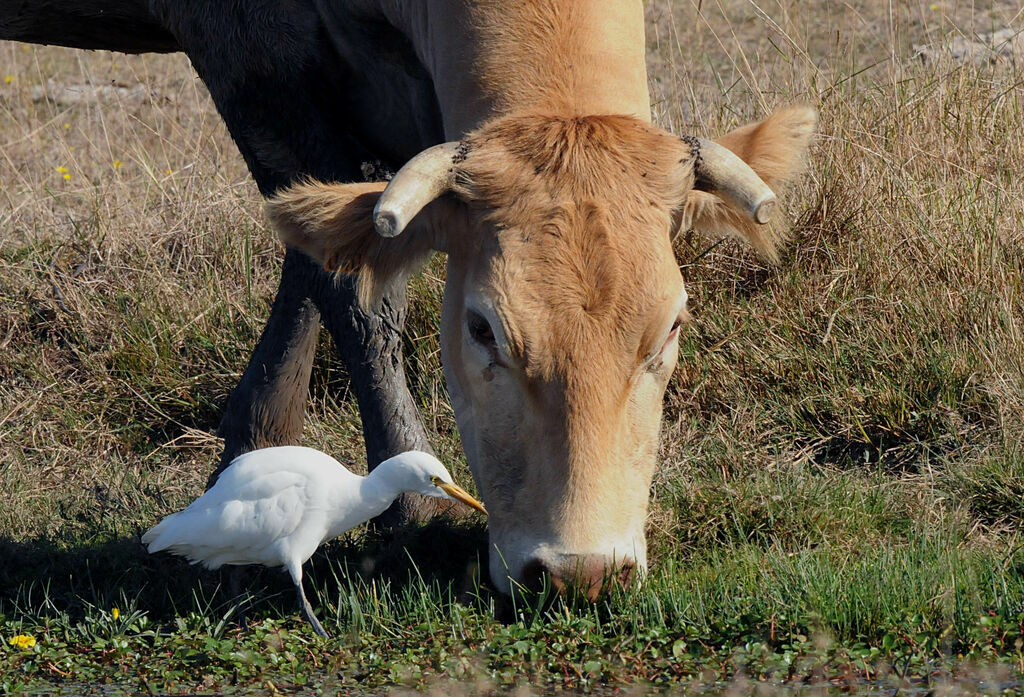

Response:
(227, 566), (253, 632)
(296, 583), (329, 638)
(289, 564), (329, 638)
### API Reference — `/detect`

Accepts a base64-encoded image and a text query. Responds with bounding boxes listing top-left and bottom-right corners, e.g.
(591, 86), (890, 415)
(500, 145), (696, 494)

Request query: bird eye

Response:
(430, 475), (441, 485)
(467, 310), (497, 353)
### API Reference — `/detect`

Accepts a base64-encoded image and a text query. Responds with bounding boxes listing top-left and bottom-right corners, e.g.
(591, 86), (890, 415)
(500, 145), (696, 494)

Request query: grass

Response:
(2, 0), (1023, 693)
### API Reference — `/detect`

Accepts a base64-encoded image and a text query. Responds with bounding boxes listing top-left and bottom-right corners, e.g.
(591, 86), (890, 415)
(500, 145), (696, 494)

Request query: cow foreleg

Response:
(209, 248), (321, 488)
(313, 271), (454, 527)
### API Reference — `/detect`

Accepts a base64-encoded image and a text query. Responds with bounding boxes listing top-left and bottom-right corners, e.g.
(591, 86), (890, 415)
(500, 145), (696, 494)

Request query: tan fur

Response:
(467, 0), (650, 119)
(263, 0), (817, 592)
(441, 116), (689, 549)
(451, 114), (691, 368)
(269, 107), (816, 305)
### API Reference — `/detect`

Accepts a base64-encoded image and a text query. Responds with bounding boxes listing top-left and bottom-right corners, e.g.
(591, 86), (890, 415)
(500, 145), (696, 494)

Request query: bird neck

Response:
(358, 460), (412, 514)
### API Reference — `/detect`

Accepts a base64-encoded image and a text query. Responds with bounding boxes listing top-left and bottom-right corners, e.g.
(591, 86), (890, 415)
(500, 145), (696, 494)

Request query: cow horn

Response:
(693, 138), (777, 225)
(373, 142), (462, 237)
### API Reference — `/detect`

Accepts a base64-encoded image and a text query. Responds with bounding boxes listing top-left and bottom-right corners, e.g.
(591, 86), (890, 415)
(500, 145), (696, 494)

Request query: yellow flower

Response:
(56, 165), (71, 181)
(111, 159), (123, 170)
(56, 166), (68, 173)
(64, 123), (71, 130)
(3, 76), (12, 84)
(929, 3), (939, 9)
(8, 634), (36, 650)
(112, 607), (120, 620)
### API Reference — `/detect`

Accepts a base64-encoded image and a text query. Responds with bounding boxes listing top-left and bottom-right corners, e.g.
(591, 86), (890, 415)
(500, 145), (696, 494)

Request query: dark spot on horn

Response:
(679, 134), (703, 173)
(375, 211), (399, 238)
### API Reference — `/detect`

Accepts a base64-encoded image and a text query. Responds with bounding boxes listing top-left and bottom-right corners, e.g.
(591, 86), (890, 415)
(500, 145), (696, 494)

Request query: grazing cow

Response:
(2, 0), (815, 596)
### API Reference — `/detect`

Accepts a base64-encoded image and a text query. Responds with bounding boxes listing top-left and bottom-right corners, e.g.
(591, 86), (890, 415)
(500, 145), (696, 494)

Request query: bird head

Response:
(428, 474), (487, 513)
(390, 451), (487, 514)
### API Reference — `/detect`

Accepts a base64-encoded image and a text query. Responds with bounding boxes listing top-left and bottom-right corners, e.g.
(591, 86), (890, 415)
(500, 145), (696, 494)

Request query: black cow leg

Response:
(209, 248), (321, 488)
(210, 247), (447, 527)
(313, 267), (455, 528)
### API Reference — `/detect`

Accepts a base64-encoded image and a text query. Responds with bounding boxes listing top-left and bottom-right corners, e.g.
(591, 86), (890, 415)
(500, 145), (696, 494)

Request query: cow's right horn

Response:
(693, 138), (777, 225)
(374, 142), (461, 237)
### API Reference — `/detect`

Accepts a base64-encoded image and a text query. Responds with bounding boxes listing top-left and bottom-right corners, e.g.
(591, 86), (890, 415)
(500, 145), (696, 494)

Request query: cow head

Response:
(267, 106), (816, 598)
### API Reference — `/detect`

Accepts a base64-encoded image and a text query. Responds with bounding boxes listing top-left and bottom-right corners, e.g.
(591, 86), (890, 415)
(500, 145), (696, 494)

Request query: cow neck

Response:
(391, 0), (652, 138)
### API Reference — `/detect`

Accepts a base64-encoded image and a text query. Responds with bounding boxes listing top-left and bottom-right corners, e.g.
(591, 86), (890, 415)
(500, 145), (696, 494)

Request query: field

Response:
(1, 0), (1023, 694)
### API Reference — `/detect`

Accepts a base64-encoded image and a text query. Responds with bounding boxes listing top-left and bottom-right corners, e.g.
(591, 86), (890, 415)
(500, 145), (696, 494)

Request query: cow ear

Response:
(678, 105), (817, 262)
(266, 180), (447, 309)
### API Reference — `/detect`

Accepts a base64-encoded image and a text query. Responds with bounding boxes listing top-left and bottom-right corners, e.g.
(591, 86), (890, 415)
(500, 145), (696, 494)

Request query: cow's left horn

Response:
(373, 142), (461, 237)
(694, 138), (777, 225)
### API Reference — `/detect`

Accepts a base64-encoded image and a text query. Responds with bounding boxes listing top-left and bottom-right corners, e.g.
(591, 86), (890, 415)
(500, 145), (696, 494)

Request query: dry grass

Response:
(641, 0), (1023, 561)
(1, 1), (1022, 572)
(0, 47), (301, 540)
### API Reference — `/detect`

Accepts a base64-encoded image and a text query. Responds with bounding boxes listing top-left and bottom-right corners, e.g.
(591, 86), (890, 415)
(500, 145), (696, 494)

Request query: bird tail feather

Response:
(140, 511), (181, 552)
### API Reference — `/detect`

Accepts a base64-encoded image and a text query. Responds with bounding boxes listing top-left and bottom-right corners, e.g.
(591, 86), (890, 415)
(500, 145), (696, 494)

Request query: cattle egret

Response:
(142, 446), (485, 637)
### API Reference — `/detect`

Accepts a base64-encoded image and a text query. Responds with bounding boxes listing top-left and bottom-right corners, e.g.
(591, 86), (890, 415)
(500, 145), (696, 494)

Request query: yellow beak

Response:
(437, 482), (487, 514)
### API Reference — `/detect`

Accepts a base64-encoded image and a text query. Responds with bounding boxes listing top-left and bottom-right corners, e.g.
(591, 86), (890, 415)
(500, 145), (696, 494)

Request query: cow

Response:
(2, 0), (815, 598)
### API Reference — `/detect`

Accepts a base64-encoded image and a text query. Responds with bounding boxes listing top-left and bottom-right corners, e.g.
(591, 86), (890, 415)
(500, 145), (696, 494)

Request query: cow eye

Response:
(467, 310), (497, 351)
(648, 318), (684, 372)
(660, 320), (682, 352)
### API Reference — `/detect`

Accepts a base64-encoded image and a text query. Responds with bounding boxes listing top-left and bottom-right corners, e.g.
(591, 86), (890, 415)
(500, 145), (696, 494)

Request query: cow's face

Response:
(268, 107), (816, 596)
(440, 211), (686, 595)
(438, 116), (693, 595)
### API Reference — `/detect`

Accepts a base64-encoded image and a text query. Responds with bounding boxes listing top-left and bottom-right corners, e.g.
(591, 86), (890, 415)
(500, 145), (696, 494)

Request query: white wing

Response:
(142, 447), (360, 569)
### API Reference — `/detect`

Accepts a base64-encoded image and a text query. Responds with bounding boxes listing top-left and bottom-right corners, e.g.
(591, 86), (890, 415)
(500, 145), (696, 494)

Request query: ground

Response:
(1, 0), (1023, 694)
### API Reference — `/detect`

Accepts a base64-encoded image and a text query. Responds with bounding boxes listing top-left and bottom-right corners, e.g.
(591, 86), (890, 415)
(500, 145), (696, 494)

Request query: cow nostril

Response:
(519, 557), (637, 601)
(520, 559), (549, 593)
(617, 559), (636, 586)
(520, 559), (570, 596)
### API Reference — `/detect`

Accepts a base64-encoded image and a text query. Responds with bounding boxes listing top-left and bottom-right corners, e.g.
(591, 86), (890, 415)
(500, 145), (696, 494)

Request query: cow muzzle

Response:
(520, 555), (637, 601)
(490, 534), (647, 600)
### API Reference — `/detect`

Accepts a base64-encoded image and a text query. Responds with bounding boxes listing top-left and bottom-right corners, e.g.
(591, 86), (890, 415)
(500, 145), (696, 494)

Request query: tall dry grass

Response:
(644, 0), (1023, 556)
(1, 47), (276, 539)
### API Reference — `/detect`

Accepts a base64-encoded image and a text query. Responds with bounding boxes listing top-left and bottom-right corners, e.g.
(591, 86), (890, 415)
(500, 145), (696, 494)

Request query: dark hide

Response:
(0, 0), (177, 53)
(1, 0), (451, 525)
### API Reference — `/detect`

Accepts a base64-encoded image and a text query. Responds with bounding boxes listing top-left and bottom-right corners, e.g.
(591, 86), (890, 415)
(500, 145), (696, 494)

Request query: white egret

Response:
(142, 446), (485, 637)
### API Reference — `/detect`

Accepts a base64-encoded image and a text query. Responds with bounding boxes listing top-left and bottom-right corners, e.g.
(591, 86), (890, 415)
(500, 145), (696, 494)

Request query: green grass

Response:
(2, 0), (1024, 694)
(2, 527), (1023, 693)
